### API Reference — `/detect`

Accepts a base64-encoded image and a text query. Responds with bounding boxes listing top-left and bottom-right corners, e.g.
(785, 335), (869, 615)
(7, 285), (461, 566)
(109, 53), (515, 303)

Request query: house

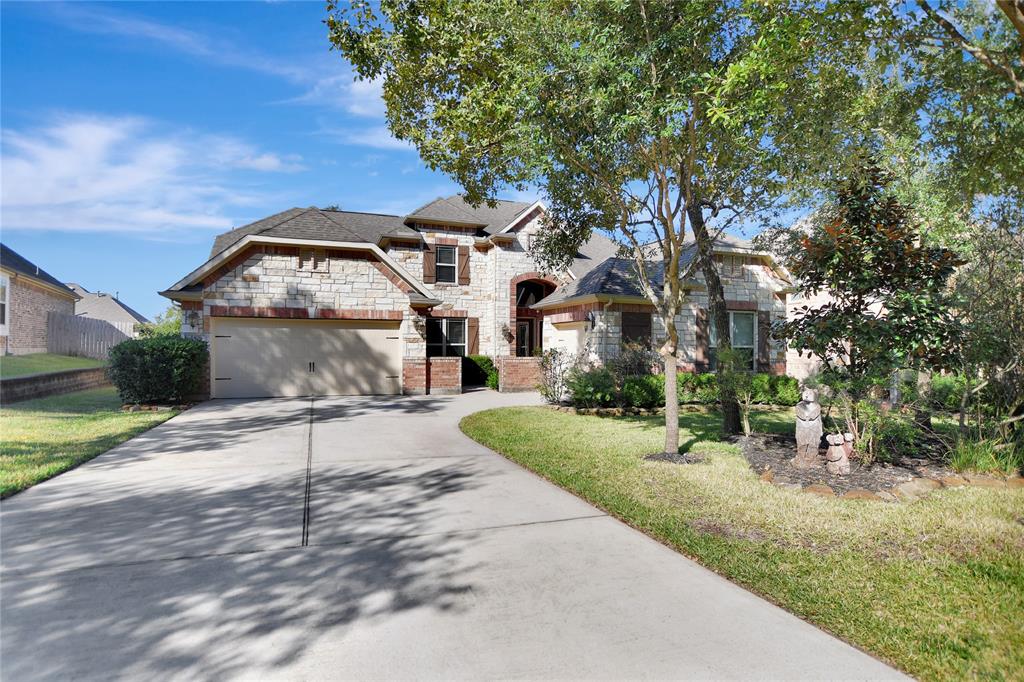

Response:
(67, 283), (150, 332)
(160, 196), (791, 398)
(0, 243), (79, 355)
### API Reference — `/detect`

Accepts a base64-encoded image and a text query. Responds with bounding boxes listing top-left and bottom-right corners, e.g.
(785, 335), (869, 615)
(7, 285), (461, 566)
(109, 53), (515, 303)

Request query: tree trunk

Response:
(688, 205), (742, 435)
(663, 348), (679, 455)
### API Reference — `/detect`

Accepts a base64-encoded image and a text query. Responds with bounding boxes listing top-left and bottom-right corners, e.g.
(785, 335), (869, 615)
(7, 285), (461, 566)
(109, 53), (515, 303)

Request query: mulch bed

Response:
(645, 451), (705, 465)
(739, 433), (955, 496)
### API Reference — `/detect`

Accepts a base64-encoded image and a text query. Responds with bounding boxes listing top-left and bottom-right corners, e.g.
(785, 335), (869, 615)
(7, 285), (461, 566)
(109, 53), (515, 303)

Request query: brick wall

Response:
(426, 357), (461, 394)
(498, 356), (541, 392)
(0, 367), (109, 403)
(2, 277), (75, 355)
(401, 357), (462, 395)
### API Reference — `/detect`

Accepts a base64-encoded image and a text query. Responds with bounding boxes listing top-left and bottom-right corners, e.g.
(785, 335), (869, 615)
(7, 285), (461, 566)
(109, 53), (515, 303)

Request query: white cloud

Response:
(50, 4), (384, 116)
(1, 114), (302, 234)
(318, 125), (416, 151)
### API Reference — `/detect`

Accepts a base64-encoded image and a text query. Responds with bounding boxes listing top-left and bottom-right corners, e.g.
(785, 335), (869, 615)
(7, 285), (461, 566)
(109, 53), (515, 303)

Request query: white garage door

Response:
(211, 318), (402, 398)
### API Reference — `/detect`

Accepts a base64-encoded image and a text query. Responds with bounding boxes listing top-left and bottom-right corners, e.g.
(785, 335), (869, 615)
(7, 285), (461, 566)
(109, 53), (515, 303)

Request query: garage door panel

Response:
(310, 323), (401, 396)
(211, 318), (401, 398)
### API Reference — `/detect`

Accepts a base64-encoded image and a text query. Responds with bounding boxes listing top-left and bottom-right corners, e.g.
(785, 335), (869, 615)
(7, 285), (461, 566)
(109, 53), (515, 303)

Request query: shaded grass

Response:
(461, 406), (1024, 681)
(0, 387), (177, 497)
(0, 353), (105, 378)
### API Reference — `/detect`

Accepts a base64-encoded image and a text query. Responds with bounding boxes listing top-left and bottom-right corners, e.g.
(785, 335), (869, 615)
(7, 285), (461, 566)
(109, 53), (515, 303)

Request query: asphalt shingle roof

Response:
(209, 208), (420, 257)
(406, 195), (534, 234)
(539, 235), (764, 308)
(67, 284), (150, 325)
(0, 243), (78, 297)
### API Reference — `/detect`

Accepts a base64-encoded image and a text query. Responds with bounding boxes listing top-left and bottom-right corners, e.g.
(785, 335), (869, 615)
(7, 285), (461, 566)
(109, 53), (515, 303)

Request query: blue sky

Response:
(1, 1), (492, 319)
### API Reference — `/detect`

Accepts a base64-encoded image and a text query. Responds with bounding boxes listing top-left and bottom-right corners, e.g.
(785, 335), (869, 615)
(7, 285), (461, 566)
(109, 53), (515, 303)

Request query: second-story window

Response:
(435, 245), (457, 283)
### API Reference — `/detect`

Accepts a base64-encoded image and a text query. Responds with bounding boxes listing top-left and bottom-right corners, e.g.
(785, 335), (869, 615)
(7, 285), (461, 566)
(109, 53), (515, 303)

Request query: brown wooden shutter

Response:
(695, 308), (709, 372)
(458, 245), (470, 285)
(757, 310), (771, 372)
(467, 317), (479, 355)
(422, 242), (436, 284)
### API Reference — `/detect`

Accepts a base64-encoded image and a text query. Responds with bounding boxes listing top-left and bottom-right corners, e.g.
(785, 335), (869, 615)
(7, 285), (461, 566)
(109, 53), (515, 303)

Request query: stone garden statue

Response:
(793, 388), (823, 469)
(826, 433), (851, 475)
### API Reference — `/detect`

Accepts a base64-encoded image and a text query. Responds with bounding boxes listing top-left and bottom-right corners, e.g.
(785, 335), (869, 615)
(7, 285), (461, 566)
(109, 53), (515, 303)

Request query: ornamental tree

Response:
(329, 0), (878, 453)
(770, 163), (962, 447)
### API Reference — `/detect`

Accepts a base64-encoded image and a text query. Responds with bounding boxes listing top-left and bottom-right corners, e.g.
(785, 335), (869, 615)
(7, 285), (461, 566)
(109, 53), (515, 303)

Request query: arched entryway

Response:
(509, 272), (558, 356)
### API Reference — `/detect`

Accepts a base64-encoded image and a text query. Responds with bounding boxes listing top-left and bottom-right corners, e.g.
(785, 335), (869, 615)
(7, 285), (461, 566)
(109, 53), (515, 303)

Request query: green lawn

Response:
(0, 353), (106, 378)
(461, 407), (1024, 682)
(0, 387), (178, 498)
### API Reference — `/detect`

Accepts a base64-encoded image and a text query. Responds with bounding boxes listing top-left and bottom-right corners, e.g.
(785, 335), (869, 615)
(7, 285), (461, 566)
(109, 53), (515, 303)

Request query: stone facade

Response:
(0, 275), (76, 355)
(389, 212), (561, 358)
(176, 211), (791, 396)
(541, 256), (789, 374)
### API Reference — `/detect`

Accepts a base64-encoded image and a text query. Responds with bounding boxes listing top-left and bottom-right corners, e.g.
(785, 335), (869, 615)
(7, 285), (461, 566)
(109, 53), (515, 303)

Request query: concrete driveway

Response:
(1, 391), (904, 680)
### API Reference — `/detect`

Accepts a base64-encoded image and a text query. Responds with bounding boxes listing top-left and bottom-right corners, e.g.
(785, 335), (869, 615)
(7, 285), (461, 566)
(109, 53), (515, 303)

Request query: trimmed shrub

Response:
(108, 336), (208, 404)
(771, 375), (801, 406)
(464, 355), (496, 387)
(675, 372), (718, 404)
(622, 374), (665, 408)
(567, 367), (616, 408)
(486, 372), (500, 390)
(751, 373), (773, 404)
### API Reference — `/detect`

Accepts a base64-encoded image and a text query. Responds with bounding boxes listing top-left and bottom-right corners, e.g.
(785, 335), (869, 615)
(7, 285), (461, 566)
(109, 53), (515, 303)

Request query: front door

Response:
(515, 320), (532, 357)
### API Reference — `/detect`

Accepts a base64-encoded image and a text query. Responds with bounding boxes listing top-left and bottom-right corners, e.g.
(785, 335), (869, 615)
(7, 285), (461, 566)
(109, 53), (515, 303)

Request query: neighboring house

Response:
(67, 283), (149, 333)
(0, 244), (79, 355)
(161, 196), (791, 398)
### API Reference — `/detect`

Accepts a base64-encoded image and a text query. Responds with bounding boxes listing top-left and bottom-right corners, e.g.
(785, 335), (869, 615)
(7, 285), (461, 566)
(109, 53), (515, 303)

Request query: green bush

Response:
(108, 336), (208, 404)
(771, 375), (801, 406)
(567, 367), (616, 408)
(949, 439), (1023, 476)
(751, 373), (773, 404)
(929, 374), (966, 412)
(485, 372), (499, 390)
(464, 355), (497, 387)
(622, 374), (665, 408)
(675, 372), (719, 404)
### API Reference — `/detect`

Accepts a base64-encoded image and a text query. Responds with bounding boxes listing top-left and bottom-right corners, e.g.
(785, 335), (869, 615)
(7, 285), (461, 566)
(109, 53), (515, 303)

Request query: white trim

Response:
(498, 200), (546, 233)
(162, 235), (434, 299)
(0, 273), (9, 337)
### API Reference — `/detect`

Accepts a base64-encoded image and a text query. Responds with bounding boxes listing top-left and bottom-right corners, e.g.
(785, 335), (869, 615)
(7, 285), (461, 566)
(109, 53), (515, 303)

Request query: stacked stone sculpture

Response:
(793, 388), (823, 469)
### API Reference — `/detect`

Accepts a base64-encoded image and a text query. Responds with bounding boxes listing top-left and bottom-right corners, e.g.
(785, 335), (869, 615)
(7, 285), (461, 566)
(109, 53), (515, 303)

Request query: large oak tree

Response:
(329, 0), (877, 453)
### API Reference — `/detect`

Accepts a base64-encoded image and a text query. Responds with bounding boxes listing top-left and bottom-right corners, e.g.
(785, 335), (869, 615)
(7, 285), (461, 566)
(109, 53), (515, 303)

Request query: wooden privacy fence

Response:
(47, 313), (135, 360)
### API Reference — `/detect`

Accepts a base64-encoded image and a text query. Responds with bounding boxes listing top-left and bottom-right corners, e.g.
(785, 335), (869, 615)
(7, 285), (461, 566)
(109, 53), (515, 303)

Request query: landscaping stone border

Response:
(0, 367), (110, 404)
(742, 435), (1023, 502)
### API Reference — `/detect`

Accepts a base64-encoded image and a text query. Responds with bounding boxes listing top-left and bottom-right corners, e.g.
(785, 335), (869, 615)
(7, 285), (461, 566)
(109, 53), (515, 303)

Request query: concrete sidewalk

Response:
(1, 390), (905, 680)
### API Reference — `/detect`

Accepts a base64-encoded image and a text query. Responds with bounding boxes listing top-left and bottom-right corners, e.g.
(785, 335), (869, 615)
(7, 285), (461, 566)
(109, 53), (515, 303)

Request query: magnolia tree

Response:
(763, 164), (962, 456)
(329, 1), (879, 454)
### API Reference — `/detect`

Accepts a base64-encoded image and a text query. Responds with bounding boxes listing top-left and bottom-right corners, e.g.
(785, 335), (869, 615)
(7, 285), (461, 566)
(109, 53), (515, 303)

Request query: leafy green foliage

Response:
(107, 337), (208, 404)
(621, 375), (665, 409)
(772, 164), (962, 449)
(566, 367), (617, 408)
(329, 0), (884, 445)
(137, 304), (182, 338)
(463, 355), (496, 387)
(771, 375), (801, 406)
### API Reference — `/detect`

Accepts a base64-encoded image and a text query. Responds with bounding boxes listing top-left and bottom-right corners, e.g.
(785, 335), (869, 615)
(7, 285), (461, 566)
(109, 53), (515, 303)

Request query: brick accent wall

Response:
(1, 276), (76, 355)
(0, 367), (109, 403)
(401, 357), (462, 395)
(497, 356), (541, 392)
(426, 357), (461, 394)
